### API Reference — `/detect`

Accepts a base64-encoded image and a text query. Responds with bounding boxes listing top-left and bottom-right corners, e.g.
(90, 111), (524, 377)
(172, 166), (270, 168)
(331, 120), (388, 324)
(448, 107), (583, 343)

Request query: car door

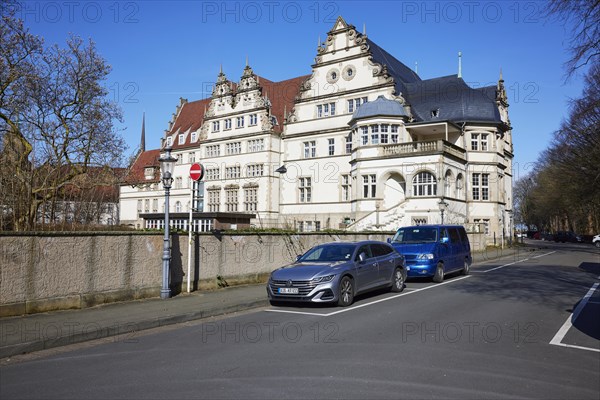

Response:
(448, 228), (462, 271)
(372, 243), (398, 283)
(354, 244), (379, 291)
(438, 228), (452, 272)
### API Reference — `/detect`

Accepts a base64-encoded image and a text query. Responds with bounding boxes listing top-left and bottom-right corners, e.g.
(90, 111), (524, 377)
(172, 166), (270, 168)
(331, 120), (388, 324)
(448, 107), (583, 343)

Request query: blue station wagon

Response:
(388, 225), (472, 282)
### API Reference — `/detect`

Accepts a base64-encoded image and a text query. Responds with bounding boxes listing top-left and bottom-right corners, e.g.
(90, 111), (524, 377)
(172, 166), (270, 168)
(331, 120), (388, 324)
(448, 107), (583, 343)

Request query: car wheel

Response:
(595, 241), (600, 248)
(432, 263), (444, 283)
(390, 267), (406, 293)
(461, 259), (470, 275)
(337, 276), (354, 307)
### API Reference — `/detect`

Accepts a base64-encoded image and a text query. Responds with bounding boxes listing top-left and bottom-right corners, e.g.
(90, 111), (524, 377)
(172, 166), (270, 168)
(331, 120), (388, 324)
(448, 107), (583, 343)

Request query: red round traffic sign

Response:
(189, 163), (204, 181)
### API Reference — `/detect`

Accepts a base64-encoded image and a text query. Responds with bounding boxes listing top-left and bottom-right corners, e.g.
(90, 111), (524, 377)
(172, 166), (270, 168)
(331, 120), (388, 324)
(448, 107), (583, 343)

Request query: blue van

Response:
(388, 225), (472, 282)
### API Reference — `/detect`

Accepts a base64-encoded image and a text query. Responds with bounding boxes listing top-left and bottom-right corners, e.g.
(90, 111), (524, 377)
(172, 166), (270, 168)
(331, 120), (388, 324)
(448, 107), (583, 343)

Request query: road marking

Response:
(265, 275), (472, 317)
(549, 282), (600, 353)
(531, 251), (557, 259)
(475, 251), (556, 273)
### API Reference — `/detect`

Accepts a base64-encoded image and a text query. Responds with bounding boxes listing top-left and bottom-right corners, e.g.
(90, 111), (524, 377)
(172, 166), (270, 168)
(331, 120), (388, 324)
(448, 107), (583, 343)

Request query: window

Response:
(225, 188), (238, 211)
(361, 126), (369, 145)
(317, 102), (336, 117)
(341, 174), (351, 201)
(456, 174), (464, 198)
(188, 152), (195, 164)
(144, 167), (154, 180)
(348, 97), (368, 113)
(206, 145), (220, 157)
(471, 133), (489, 151)
(431, 108), (440, 118)
(481, 133), (489, 151)
(370, 125), (379, 144)
(177, 134), (184, 145)
(226, 142), (241, 155)
(246, 164), (264, 177)
(303, 141), (316, 158)
(152, 199), (158, 212)
(328, 138), (335, 156)
(248, 139), (264, 152)
(224, 118), (232, 130)
(212, 121), (220, 132)
(363, 174), (376, 198)
(412, 172), (437, 197)
(474, 218), (490, 235)
(380, 124), (389, 144)
(205, 168), (220, 181)
(346, 133), (353, 154)
(174, 177), (182, 189)
(244, 187), (258, 211)
(225, 165), (241, 179)
(348, 99), (354, 113)
(191, 132), (198, 142)
(208, 189), (220, 212)
(299, 177), (312, 203)
(143, 199), (149, 213)
(391, 125), (399, 143)
(249, 114), (258, 126)
(166, 136), (173, 147)
(472, 173), (490, 201)
(175, 201), (182, 212)
(236, 116), (244, 128)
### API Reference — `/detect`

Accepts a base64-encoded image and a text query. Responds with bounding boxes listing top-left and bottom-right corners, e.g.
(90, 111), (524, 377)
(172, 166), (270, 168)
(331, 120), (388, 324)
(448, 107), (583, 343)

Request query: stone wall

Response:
(0, 231), (486, 317)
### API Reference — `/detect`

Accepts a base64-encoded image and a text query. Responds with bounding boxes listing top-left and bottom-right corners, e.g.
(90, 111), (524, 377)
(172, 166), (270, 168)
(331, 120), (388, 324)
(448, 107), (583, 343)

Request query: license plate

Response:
(278, 287), (299, 294)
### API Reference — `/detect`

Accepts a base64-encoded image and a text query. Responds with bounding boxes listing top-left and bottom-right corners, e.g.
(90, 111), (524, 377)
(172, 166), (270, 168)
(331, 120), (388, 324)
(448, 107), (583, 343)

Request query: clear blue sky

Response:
(13, 0), (585, 179)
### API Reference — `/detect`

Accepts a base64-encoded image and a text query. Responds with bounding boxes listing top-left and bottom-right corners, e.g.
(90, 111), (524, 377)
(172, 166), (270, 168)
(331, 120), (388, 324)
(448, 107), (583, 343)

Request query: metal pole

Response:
(161, 183), (171, 299)
(441, 209), (444, 225)
(187, 182), (193, 293)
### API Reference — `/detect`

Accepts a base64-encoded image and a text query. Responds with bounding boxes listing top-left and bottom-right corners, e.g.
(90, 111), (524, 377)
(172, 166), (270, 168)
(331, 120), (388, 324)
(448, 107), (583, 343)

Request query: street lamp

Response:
(158, 146), (177, 300)
(438, 197), (449, 225)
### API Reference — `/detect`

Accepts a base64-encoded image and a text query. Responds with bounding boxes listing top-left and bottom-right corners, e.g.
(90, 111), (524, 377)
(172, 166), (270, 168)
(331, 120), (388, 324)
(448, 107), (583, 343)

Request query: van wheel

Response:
(390, 267), (406, 293)
(432, 263), (444, 283)
(462, 260), (470, 275)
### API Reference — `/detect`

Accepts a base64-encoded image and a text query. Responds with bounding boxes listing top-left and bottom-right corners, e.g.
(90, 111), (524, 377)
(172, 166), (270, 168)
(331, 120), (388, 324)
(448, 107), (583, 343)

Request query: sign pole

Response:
(187, 181), (193, 293)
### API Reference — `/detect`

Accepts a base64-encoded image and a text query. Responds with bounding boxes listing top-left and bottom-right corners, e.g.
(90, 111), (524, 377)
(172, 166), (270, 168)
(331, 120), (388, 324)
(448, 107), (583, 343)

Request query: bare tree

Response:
(1, 5), (126, 231)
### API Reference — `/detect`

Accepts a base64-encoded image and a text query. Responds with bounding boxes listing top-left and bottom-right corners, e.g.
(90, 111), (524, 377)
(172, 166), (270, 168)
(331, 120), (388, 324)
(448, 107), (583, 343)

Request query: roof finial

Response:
(499, 67), (503, 81)
(318, 35), (321, 48)
(363, 23), (366, 35)
(219, 64), (223, 74)
(415, 61), (418, 74)
(246, 55), (249, 67)
(458, 51), (462, 78)
(140, 112), (146, 153)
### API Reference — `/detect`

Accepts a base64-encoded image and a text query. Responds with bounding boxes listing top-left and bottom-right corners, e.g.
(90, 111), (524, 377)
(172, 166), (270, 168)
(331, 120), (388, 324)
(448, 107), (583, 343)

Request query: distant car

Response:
(554, 231), (582, 243)
(593, 234), (600, 248)
(267, 241), (406, 307)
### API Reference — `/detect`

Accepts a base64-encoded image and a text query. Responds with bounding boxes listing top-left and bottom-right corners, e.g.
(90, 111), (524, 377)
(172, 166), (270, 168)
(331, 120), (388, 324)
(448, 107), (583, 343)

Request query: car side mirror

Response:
(358, 252), (367, 263)
(386, 238), (391, 243)
(440, 237), (449, 244)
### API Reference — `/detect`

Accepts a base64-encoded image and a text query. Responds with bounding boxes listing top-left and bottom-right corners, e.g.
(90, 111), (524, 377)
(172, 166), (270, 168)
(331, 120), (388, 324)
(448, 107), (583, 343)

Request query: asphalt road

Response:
(1, 241), (599, 399)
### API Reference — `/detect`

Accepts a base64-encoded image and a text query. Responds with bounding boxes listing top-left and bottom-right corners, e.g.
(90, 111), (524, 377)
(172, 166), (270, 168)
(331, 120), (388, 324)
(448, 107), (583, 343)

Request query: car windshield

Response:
(298, 244), (356, 262)
(392, 227), (438, 244)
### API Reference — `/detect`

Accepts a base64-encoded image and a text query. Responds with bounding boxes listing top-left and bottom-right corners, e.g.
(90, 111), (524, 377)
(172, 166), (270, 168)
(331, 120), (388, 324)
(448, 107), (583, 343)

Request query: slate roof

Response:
(350, 95), (409, 122)
(365, 37), (421, 96)
(403, 75), (502, 124)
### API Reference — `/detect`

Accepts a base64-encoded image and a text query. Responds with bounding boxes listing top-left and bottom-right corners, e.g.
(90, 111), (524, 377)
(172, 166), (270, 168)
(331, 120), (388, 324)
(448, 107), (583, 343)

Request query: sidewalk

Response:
(0, 245), (524, 359)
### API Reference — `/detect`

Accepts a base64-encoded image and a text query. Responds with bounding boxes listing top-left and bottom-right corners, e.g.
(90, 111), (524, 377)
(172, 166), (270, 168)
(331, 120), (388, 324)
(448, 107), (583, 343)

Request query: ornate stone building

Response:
(120, 16), (514, 240)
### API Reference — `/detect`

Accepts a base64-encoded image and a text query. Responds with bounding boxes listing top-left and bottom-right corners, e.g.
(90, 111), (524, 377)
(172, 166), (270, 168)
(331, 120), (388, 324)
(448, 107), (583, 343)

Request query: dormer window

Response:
(178, 134), (185, 145)
(166, 136), (173, 147)
(144, 167), (155, 180)
(431, 108), (440, 118)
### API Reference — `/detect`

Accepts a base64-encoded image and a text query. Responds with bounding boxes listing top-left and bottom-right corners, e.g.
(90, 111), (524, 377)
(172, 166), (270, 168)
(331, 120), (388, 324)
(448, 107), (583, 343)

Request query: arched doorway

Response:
(383, 173), (406, 209)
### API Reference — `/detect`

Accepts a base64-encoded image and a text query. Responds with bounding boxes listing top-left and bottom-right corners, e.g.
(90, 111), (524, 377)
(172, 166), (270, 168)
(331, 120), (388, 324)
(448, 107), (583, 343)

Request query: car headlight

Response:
(417, 253), (434, 260)
(311, 274), (335, 283)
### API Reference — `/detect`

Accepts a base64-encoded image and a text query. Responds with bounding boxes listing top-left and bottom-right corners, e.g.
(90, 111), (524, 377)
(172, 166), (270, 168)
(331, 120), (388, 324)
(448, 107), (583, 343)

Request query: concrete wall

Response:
(0, 231), (487, 317)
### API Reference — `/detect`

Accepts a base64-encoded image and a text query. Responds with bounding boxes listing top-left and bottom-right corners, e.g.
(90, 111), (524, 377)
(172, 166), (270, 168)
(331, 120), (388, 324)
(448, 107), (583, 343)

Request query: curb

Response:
(0, 299), (269, 359)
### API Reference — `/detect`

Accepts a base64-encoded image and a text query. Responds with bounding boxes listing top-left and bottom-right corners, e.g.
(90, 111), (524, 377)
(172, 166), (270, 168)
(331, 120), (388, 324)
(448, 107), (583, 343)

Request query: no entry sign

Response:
(189, 163), (204, 181)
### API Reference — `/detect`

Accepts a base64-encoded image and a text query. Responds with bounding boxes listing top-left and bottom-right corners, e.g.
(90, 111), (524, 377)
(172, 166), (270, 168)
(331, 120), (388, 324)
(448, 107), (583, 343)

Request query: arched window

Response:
(175, 201), (182, 212)
(412, 172), (437, 197)
(444, 170), (453, 197)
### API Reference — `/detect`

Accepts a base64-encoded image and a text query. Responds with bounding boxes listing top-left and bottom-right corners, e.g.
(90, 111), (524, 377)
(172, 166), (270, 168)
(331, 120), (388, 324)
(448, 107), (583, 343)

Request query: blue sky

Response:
(12, 1), (585, 178)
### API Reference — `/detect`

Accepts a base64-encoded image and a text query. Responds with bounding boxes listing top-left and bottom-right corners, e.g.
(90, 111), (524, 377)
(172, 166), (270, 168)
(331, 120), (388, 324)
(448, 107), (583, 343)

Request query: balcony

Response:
(381, 140), (466, 160)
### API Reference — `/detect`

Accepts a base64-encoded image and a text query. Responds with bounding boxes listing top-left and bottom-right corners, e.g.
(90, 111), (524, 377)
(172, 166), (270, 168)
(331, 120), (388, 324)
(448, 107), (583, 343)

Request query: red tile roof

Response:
(121, 149), (161, 185)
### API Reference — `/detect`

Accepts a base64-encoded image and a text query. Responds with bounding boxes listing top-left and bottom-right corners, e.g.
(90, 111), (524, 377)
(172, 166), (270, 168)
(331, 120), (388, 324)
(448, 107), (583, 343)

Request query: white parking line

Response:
(549, 281), (600, 353)
(475, 251), (556, 273)
(265, 275), (472, 317)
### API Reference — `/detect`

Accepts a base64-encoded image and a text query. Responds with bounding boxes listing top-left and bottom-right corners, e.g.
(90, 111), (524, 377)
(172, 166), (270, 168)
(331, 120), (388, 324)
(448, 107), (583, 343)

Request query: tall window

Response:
(303, 141), (316, 158)
(206, 145), (220, 157)
(391, 125), (399, 143)
(175, 201), (182, 212)
(244, 187), (258, 211)
(249, 114), (258, 126)
(225, 187), (238, 212)
(144, 199), (150, 213)
(299, 177), (312, 203)
(361, 126), (369, 145)
(363, 174), (376, 198)
(412, 172), (437, 197)
(472, 173), (490, 201)
(380, 124), (389, 144)
(224, 118), (232, 130)
(471, 133), (489, 151)
(370, 125), (379, 144)
(236, 116), (244, 128)
(208, 189), (220, 212)
(341, 174), (351, 201)
(137, 200), (142, 213)
(205, 168), (220, 181)
(191, 132), (198, 142)
(347, 97), (368, 113)
(188, 152), (195, 164)
(246, 164), (264, 177)
(225, 166), (241, 179)
(212, 121), (220, 132)
(346, 133), (353, 154)
(456, 174), (464, 198)
(328, 138), (335, 156)
(178, 134), (185, 144)
(166, 136), (173, 147)
(316, 102), (336, 117)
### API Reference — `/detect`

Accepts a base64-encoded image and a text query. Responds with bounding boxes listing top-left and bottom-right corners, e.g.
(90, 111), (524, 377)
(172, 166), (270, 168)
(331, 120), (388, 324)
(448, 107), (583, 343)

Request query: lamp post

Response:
(438, 197), (449, 225)
(159, 146), (177, 299)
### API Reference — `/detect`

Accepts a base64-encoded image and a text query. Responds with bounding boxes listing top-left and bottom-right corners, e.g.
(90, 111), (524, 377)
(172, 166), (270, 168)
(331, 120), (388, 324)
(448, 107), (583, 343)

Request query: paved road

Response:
(1, 242), (599, 399)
